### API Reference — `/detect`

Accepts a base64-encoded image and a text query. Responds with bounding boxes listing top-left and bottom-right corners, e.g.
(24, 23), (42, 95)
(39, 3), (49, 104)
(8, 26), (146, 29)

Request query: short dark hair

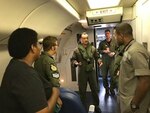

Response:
(8, 28), (38, 59)
(115, 23), (133, 37)
(43, 36), (57, 51)
(105, 29), (110, 33)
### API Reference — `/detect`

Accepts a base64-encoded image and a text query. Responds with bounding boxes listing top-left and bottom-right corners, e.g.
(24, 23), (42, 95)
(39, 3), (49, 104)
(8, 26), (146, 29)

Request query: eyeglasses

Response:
(55, 44), (59, 47)
(36, 42), (43, 49)
(54, 42), (59, 47)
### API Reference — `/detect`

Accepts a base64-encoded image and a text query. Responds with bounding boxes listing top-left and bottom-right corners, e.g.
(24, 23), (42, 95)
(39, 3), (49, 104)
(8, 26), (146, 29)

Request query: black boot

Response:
(105, 87), (109, 95)
(110, 89), (115, 95)
(95, 106), (102, 113)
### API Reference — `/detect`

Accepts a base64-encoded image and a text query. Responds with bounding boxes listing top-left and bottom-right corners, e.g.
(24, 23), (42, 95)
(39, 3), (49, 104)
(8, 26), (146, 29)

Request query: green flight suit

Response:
(111, 45), (125, 90)
(34, 52), (61, 113)
(98, 38), (117, 91)
(34, 52), (60, 87)
(71, 43), (100, 110)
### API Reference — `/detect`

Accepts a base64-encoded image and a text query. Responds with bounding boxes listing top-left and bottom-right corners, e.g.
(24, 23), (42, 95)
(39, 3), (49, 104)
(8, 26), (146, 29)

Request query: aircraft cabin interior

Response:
(0, 0), (150, 113)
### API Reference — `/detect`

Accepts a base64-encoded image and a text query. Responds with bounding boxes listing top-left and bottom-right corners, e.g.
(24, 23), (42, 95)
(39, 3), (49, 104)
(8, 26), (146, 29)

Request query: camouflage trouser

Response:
(78, 69), (99, 111)
(101, 59), (114, 90)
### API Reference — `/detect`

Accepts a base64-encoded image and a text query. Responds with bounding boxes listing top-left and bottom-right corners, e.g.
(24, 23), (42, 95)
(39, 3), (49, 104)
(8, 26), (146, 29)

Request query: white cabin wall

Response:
(0, 45), (11, 85)
(140, 0), (150, 50)
(0, 0), (79, 44)
(123, 7), (133, 21)
(130, 0), (150, 51)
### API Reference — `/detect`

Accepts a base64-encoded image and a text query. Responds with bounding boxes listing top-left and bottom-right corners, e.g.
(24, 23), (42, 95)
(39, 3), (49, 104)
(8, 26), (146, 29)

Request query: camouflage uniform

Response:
(71, 43), (100, 110)
(34, 52), (60, 87)
(98, 38), (117, 93)
(111, 45), (125, 90)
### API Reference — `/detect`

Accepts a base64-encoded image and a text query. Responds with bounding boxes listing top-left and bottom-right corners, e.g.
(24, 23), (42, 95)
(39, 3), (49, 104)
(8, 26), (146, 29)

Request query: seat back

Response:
(59, 88), (86, 113)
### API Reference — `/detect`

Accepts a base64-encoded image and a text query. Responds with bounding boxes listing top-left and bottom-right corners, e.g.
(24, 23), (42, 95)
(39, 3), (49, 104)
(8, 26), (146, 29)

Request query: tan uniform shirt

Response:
(119, 40), (150, 113)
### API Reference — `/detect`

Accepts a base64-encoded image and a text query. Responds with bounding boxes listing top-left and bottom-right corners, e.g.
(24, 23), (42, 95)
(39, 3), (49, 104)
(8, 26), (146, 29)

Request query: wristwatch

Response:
(130, 101), (139, 112)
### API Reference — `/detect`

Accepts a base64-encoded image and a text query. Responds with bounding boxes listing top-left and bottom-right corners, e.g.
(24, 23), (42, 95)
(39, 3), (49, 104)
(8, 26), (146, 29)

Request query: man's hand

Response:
(98, 60), (103, 67)
(103, 47), (110, 53)
(74, 61), (82, 66)
(108, 52), (115, 57)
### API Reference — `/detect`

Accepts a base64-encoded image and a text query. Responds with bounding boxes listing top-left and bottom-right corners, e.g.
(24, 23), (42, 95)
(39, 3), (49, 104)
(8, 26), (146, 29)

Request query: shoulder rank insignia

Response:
(50, 65), (57, 71)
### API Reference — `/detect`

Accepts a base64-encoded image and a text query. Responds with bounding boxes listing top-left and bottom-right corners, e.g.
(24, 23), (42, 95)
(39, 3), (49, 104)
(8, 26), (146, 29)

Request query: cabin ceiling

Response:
(0, 0), (79, 44)
(67, 0), (137, 18)
(0, 0), (138, 45)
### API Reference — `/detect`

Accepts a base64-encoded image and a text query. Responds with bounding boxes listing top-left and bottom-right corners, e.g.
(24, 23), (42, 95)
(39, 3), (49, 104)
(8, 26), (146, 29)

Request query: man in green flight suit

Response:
(111, 45), (125, 91)
(98, 29), (117, 95)
(111, 28), (125, 92)
(34, 36), (62, 113)
(71, 32), (102, 113)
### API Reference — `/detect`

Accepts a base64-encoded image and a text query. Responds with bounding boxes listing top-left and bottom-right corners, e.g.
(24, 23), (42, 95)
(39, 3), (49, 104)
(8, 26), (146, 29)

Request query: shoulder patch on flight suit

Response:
(50, 64), (57, 71)
(50, 64), (60, 78)
(52, 73), (60, 78)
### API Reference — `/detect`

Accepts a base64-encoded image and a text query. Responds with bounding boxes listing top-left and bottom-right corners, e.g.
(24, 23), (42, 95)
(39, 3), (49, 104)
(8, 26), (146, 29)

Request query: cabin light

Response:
(55, 0), (80, 20)
(60, 79), (64, 83)
(87, 0), (121, 9)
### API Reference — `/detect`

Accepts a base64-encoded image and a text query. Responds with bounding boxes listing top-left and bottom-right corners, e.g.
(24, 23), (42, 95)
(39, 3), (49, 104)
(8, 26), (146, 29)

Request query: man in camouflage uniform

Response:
(111, 45), (125, 91)
(111, 28), (125, 92)
(98, 29), (117, 95)
(71, 32), (102, 113)
(34, 36), (62, 113)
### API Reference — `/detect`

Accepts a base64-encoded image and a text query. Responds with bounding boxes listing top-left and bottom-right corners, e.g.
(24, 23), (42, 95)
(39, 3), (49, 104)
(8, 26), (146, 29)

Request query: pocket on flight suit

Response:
(85, 64), (93, 72)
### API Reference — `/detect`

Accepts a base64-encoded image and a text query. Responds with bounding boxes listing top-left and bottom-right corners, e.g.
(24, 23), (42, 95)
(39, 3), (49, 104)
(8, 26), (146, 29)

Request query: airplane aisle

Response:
(86, 77), (120, 113)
